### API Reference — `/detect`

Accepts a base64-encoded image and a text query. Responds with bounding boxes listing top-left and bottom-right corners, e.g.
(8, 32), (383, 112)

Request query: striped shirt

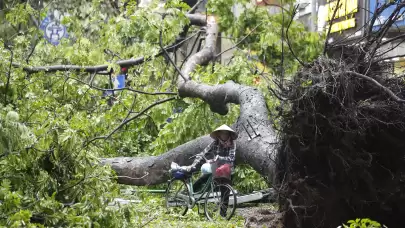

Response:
(191, 140), (236, 169)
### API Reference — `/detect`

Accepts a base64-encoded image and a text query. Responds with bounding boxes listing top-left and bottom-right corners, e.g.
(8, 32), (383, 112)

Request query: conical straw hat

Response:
(210, 124), (238, 140)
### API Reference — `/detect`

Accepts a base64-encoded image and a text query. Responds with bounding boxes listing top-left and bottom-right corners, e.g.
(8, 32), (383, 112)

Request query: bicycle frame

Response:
(184, 174), (214, 209)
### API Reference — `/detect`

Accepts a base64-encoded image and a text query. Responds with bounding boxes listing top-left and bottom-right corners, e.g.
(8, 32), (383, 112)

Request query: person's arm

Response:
(216, 141), (236, 163)
(191, 141), (216, 168)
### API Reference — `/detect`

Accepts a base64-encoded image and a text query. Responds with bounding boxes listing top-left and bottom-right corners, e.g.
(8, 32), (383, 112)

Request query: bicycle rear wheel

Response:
(165, 179), (190, 216)
(204, 183), (237, 221)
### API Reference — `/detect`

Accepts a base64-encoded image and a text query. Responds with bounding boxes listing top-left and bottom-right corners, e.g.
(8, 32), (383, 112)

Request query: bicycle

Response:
(165, 153), (237, 221)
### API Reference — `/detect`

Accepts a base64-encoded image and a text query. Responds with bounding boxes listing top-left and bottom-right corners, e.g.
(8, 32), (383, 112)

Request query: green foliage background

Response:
(0, 0), (322, 226)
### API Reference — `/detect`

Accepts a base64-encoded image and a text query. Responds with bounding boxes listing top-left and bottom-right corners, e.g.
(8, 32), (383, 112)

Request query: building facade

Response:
(304, 0), (405, 74)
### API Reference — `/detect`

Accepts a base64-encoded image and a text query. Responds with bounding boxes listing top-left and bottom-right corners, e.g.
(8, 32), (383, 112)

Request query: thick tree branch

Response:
(179, 15), (218, 82)
(101, 136), (212, 185)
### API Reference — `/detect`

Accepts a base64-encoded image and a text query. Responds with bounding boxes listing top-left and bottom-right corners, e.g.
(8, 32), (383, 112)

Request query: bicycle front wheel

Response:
(204, 183), (237, 221)
(165, 179), (190, 216)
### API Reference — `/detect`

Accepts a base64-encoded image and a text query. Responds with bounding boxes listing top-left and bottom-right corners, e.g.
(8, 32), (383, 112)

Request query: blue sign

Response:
(369, 0), (405, 31)
(39, 15), (68, 45)
(102, 74), (126, 97)
(114, 74), (126, 89)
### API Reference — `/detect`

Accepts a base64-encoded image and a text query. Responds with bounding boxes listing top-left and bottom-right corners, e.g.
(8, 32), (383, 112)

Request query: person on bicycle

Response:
(185, 124), (237, 217)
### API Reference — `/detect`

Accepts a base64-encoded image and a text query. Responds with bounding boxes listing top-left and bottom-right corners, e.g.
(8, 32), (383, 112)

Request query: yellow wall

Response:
(326, 0), (358, 21)
(394, 60), (405, 75)
(324, 0), (358, 33)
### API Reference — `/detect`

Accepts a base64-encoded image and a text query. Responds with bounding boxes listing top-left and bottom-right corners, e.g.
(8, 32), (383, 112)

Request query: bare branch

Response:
(324, 0), (341, 55)
(87, 97), (176, 144)
(159, 30), (188, 82)
(4, 45), (14, 103)
(365, 3), (405, 69)
(374, 40), (405, 60)
(328, 5), (375, 47)
(89, 72), (97, 86)
(374, 54), (405, 63)
(381, 34), (405, 47)
(188, 0), (204, 14)
(124, 95), (138, 120)
(104, 49), (123, 60)
(268, 86), (287, 101)
(179, 31), (201, 72)
(366, 1), (396, 39)
(347, 71), (405, 103)
(372, 3), (405, 43)
(215, 22), (263, 58)
(286, 5), (308, 67)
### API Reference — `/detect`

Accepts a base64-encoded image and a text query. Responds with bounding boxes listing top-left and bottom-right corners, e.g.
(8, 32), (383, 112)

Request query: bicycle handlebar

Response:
(189, 151), (216, 162)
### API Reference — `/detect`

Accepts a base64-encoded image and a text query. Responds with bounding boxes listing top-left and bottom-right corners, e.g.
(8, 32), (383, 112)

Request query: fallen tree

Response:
(8, 1), (405, 227)
(100, 15), (278, 186)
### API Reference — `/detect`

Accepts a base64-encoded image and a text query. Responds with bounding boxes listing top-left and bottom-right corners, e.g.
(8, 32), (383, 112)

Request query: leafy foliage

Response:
(341, 218), (386, 228)
(0, 107), (139, 227)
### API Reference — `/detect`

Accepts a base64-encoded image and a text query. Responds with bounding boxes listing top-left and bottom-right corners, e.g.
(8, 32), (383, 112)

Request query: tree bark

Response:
(101, 15), (278, 186)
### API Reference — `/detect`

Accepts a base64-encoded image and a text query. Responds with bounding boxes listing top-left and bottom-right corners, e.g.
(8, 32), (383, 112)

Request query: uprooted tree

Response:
(0, 0), (319, 226)
(275, 2), (405, 227)
(2, 0), (405, 227)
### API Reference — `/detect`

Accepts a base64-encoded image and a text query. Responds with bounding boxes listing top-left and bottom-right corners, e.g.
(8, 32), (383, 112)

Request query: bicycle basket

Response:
(211, 162), (232, 180)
